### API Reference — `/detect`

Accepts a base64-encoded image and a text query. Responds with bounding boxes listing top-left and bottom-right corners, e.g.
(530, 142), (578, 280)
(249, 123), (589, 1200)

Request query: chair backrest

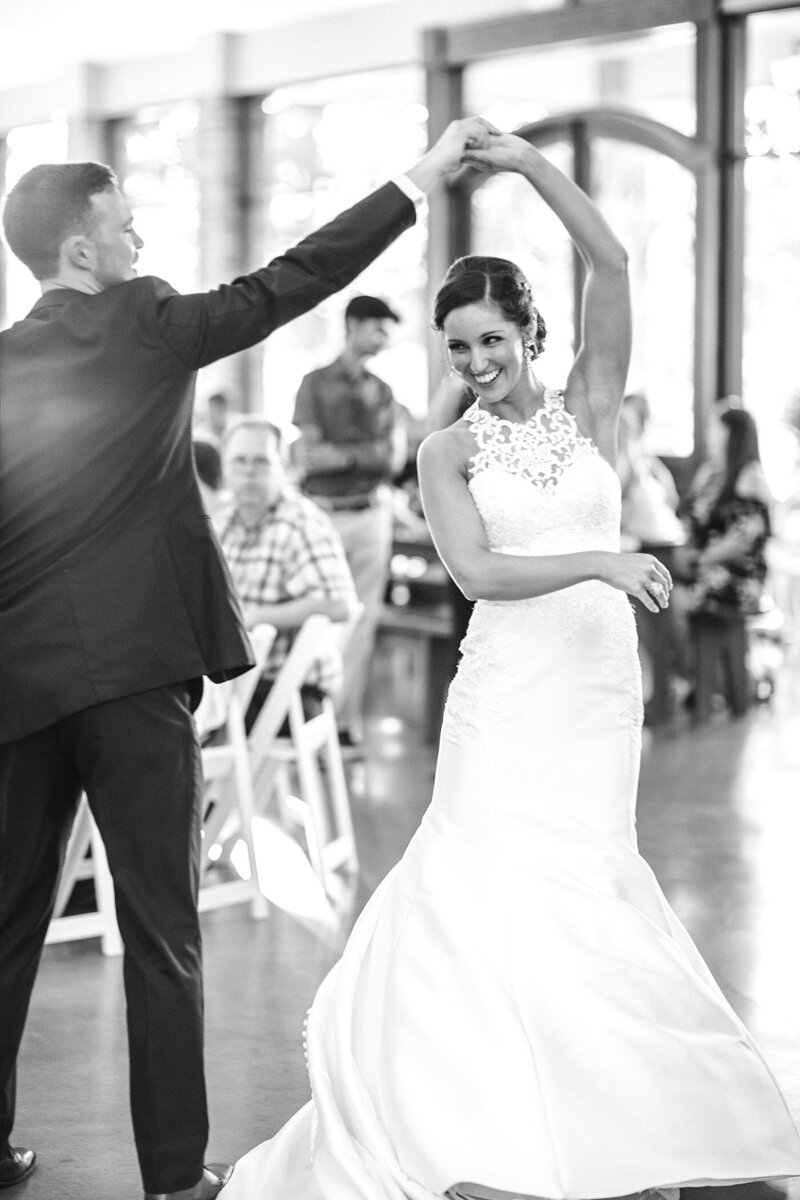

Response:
(329, 601), (365, 656)
(194, 622), (277, 742)
(233, 622), (277, 709)
(247, 613), (333, 752)
(245, 611), (361, 891)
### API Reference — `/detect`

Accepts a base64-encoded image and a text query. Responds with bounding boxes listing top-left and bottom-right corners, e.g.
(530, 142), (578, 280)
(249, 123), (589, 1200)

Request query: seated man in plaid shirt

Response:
(214, 417), (357, 730)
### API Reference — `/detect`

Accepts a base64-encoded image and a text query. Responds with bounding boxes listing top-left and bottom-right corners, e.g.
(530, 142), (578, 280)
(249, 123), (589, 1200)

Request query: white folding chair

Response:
(45, 625), (277, 953)
(248, 611), (361, 896)
(46, 797), (122, 957)
(198, 623), (276, 919)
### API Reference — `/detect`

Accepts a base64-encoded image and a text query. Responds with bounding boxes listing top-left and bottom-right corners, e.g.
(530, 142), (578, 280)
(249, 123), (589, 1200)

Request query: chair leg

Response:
(202, 774), (238, 848)
(53, 796), (93, 917)
(228, 694), (269, 920)
(293, 730), (330, 886)
(321, 702), (358, 874)
(89, 817), (123, 957)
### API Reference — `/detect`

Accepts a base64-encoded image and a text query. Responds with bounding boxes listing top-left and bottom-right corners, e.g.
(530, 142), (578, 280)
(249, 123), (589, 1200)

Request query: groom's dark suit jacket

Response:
(0, 182), (415, 744)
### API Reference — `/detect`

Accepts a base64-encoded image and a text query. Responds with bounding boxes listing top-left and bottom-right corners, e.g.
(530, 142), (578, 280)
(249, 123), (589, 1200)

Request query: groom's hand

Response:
(460, 130), (533, 174)
(405, 117), (499, 193)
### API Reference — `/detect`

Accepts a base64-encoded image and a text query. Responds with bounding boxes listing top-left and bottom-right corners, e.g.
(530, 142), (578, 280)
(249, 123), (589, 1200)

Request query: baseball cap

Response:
(345, 295), (400, 322)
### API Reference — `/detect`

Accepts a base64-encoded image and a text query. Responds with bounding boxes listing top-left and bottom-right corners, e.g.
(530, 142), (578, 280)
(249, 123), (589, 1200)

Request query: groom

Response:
(0, 116), (496, 1200)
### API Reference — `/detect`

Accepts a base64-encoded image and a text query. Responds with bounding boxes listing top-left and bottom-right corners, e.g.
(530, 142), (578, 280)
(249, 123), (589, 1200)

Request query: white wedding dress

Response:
(221, 390), (800, 1200)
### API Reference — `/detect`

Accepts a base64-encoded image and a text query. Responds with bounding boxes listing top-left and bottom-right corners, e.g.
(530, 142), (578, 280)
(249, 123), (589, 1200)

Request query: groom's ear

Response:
(62, 233), (95, 271)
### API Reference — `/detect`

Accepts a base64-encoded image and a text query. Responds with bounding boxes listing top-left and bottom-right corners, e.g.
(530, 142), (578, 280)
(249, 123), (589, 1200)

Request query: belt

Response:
(313, 492), (379, 512)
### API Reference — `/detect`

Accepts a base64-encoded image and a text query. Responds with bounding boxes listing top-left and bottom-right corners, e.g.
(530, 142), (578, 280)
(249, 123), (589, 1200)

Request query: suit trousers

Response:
(0, 683), (207, 1193)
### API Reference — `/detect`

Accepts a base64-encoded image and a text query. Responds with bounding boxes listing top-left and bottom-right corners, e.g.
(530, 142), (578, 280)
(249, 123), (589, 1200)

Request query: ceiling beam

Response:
(428, 0), (715, 67)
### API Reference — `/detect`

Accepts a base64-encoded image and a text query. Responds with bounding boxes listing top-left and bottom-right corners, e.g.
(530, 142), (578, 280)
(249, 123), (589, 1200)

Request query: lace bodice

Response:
(444, 388), (642, 746)
(465, 389), (621, 555)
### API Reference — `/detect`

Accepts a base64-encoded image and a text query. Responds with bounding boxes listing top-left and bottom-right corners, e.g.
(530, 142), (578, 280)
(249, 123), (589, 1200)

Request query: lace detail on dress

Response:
(441, 385), (642, 747)
(444, 587), (642, 748)
(465, 389), (597, 491)
(302, 1008), (318, 1153)
(443, 604), (523, 745)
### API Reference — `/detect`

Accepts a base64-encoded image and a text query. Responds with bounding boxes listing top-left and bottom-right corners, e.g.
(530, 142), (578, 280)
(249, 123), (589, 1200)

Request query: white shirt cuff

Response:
(392, 173), (427, 211)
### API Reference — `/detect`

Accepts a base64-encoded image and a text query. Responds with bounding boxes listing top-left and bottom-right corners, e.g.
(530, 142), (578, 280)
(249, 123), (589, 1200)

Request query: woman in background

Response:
(617, 391), (688, 723)
(684, 405), (772, 719)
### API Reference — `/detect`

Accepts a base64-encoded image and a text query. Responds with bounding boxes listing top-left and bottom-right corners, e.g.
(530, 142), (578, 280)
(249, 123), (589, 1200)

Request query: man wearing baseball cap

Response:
(292, 294), (406, 750)
(343, 294), (400, 323)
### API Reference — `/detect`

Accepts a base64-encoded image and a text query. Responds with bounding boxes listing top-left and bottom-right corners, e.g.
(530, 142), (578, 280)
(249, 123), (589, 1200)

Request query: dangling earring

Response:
(525, 341), (538, 364)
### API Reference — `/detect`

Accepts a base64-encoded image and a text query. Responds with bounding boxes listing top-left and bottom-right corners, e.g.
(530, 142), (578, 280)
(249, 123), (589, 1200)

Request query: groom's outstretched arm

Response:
(149, 117), (497, 369)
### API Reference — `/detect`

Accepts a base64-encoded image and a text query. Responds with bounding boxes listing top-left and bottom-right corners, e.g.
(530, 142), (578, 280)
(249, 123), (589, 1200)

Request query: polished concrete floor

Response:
(11, 644), (800, 1199)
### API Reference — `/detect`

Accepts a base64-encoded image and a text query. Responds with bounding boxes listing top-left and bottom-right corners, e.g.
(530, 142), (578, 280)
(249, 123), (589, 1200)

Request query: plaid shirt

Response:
(213, 489), (356, 694)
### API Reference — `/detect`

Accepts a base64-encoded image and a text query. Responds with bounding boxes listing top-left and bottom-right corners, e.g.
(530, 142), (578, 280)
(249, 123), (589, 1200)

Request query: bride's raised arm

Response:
(463, 132), (631, 461)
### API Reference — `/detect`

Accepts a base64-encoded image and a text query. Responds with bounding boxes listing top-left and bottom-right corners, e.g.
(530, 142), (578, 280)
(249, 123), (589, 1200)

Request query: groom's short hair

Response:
(2, 161), (118, 280)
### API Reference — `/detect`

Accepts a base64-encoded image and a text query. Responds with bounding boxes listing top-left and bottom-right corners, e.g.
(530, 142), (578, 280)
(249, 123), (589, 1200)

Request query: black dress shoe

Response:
(0, 1147), (36, 1188)
(144, 1162), (233, 1200)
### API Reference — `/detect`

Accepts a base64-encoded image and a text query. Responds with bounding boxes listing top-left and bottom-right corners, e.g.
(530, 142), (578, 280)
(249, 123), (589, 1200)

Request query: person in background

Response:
(683, 405), (773, 720)
(292, 295), (408, 750)
(428, 374), (477, 666)
(214, 418), (357, 731)
(617, 391), (687, 723)
(194, 391), (231, 448)
(428, 371), (474, 432)
(671, 395), (738, 676)
(680, 393), (741, 524)
(618, 393), (682, 533)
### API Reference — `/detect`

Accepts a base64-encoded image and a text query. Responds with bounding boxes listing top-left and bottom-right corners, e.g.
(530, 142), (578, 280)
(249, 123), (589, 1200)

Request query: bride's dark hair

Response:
(432, 255), (547, 359)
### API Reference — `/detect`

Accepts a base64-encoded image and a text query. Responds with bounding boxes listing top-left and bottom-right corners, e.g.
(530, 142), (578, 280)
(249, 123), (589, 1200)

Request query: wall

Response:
(0, 0), (562, 131)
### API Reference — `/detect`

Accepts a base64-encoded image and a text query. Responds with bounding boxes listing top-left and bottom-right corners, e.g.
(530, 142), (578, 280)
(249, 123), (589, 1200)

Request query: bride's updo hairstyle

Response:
(432, 255), (547, 360)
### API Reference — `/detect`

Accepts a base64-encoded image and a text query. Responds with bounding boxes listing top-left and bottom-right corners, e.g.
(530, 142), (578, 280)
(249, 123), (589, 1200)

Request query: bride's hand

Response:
(598, 552), (673, 613)
(461, 131), (534, 174)
(407, 117), (501, 190)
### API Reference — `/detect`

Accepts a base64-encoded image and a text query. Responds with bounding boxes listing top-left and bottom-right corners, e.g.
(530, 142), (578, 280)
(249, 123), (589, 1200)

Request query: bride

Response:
(220, 132), (800, 1200)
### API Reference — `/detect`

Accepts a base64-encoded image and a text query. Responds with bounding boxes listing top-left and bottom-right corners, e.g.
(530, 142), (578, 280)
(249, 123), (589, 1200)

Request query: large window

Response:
(466, 24), (696, 137)
(2, 119), (68, 324)
(257, 68), (428, 426)
(743, 10), (800, 502)
(468, 121), (696, 458)
(465, 24), (697, 459)
(470, 142), (576, 389)
(114, 103), (201, 295)
(593, 139), (695, 457)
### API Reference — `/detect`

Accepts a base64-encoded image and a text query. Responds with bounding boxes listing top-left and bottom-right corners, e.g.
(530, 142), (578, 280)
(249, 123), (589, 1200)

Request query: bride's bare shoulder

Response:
(418, 423), (474, 477)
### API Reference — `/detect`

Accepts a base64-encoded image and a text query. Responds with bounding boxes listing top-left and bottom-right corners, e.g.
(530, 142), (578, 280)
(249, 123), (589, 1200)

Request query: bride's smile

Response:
(443, 299), (543, 423)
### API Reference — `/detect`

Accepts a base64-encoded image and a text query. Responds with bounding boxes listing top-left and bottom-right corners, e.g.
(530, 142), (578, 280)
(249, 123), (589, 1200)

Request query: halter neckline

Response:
(463, 388), (563, 429)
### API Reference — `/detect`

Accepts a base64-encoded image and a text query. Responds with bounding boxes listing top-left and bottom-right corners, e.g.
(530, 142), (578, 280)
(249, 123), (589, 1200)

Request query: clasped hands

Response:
(413, 117), (529, 188)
